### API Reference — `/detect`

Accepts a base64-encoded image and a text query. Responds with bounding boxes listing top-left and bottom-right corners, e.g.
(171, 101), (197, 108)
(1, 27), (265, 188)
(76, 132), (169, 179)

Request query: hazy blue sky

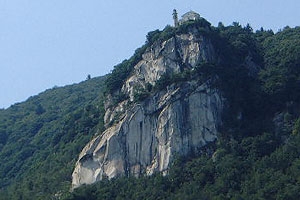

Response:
(0, 0), (299, 108)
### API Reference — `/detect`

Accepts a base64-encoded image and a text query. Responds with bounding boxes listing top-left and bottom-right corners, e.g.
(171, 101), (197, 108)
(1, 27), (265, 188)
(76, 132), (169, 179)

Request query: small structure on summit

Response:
(181, 11), (201, 22)
(173, 10), (201, 27)
(173, 9), (179, 27)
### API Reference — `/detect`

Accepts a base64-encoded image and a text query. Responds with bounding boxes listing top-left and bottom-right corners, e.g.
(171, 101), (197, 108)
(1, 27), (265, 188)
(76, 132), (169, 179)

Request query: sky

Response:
(0, 0), (299, 108)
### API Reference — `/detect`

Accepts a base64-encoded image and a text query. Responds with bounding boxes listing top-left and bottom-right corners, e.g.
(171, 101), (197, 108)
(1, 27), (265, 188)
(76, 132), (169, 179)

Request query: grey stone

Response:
(72, 27), (223, 189)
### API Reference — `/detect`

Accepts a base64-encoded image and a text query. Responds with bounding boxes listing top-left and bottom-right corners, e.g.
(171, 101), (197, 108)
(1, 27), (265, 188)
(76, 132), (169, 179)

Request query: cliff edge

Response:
(72, 23), (224, 189)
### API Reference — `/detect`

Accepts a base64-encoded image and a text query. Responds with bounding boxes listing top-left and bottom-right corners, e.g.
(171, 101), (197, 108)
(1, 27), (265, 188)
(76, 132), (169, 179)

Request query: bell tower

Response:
(173, 9), (179, 27)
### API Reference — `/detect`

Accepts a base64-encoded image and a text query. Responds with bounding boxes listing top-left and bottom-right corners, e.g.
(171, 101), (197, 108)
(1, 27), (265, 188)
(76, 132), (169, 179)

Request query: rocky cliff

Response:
(72, 26), (224, 189)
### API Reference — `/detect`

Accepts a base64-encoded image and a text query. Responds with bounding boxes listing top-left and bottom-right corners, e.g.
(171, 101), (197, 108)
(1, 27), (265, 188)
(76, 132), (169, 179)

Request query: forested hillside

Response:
(0, 16), (300, 200)
(0, 77), (106, 199)
(65, 23), (300, 199)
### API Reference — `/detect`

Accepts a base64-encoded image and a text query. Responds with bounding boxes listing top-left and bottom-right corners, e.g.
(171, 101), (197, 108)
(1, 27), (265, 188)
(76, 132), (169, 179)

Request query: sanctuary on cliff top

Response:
(173, 9), (201, 27)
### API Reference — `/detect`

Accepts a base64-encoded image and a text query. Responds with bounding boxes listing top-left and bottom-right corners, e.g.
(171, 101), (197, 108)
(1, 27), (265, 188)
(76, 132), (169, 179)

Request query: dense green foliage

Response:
(0, 16), (300, 200)
(63, 22), (300, 200)
(0, 77), (106, 199)
(259, 27), (300, 106)
(65, 131), (300, 200)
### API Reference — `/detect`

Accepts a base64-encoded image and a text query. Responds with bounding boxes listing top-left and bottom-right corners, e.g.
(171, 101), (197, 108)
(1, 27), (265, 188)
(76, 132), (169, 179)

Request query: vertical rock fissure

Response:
(139, 121), (143, 165)
(71, 26), (224, 189)
(173, 36), (185, 72)
(121, 125), (130, 177)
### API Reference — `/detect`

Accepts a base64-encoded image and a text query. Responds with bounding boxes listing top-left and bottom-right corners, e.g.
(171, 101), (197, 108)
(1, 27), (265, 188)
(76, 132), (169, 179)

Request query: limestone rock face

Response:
(72, 27), (224, 189)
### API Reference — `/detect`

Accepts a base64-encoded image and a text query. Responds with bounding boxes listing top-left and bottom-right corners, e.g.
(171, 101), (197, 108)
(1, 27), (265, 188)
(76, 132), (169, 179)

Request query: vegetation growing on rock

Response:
(0, 17), (300, 200)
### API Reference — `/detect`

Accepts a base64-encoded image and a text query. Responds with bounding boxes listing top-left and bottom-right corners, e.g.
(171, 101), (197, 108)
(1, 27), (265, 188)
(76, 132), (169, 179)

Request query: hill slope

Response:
(66, 24), (300, 200)
(67, 22), (300, 199)
(0, 15), (300, 200)
(0, 76), (106, 199)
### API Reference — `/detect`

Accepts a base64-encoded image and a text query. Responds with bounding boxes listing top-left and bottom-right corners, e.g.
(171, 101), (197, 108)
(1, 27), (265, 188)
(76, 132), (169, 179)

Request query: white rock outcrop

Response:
(72, 26), (224, 189)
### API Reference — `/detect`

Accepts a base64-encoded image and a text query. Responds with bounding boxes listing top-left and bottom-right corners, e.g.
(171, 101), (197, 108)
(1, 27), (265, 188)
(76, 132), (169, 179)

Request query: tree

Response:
(86, 74), (91, 80)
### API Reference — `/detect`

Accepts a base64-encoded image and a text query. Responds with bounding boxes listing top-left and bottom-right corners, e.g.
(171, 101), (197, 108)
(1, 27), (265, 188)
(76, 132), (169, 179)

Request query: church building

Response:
(173, 9), (201, 27)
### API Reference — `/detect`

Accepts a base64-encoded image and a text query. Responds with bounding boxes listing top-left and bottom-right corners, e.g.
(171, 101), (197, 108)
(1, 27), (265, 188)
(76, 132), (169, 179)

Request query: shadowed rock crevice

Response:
(72, 26), (224, 189)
